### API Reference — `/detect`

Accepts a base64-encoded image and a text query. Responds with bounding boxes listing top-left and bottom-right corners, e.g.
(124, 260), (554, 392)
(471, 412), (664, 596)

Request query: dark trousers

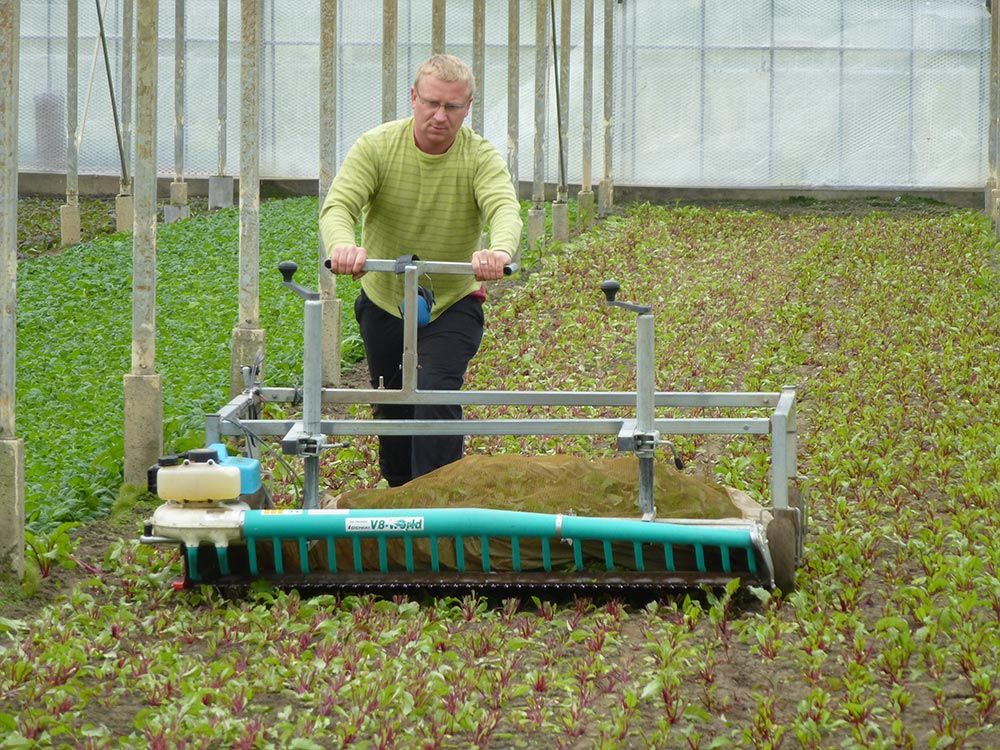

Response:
(355, 290), (484, 487)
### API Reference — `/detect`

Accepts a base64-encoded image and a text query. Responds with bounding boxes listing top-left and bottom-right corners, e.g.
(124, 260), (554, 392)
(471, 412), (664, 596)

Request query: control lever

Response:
(278, 261), (319, 300)
(601, 279), (651, 315)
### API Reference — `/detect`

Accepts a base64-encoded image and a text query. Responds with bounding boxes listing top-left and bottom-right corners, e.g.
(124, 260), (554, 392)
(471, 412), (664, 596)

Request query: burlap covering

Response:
(263, 455), (763, 574)
(332, 454), (742, 518)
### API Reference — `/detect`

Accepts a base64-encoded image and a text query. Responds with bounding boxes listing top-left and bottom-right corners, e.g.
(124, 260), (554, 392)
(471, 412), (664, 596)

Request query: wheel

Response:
(766, 510), (798, 594)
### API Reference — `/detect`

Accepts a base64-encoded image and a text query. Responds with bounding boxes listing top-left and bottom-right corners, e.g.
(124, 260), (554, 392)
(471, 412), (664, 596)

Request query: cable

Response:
(549, 0), (568, 198)
(94, 0), (129, 186)
(221, 414), (301, 506)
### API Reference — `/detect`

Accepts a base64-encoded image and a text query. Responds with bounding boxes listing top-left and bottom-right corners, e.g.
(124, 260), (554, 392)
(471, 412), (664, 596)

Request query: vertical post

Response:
(507, 0), (519, 192)
(401, 265), (419, 393)
(124, 0), (163, 486)
(165, 0), (190, 223)
(302, 299), (323, 510)
(527, 0), (548, 256)
(550, 0), (571, 242)
(217, 0), (228, 175)
(61, 0), (81, 247)
(636, 312), (655, 519)
(472, 0), (485, 135)
(230, 0), (265, 396)
(990, 1), (1000, 230)
(120, 0), (133, 188)
(0, 0), (24, 579)
(209, 0), (234, 210)
(319, 0), (341, 386)
(578, 0), (595, 228)
(116, 0), (135, 232)
(382, 0), (397, 123)
(432, 0), (445, 55)
(770, 401), (790, 512)
(598, 0), (614, 216)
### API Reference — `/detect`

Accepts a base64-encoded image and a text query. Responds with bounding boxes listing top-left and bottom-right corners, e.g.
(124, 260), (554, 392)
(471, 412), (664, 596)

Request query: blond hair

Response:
(413, 54), (476, 99)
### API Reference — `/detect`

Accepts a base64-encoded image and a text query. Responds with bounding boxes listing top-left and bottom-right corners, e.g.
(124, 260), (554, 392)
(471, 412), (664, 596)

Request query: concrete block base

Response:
(527, 207), (547, 256)
(208, 175), (235, 210)
(164, 182), (191, 224)
(577, 189), (595, 230)
(163, 204), (191, 224)
(170, 180), (188, 205)
(551, 201), (569, 243)
(0, 439), (25, 579)
(60, 203), (81, 246)
(123, 374), (163, 487)
(115, 194), (134, 233)
(598, 178), (615, 217)
(230, 327), (266, 398)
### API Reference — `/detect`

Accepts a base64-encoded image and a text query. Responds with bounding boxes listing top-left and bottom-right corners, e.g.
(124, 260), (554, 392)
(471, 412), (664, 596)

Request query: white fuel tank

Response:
(156, 459), (241, 503)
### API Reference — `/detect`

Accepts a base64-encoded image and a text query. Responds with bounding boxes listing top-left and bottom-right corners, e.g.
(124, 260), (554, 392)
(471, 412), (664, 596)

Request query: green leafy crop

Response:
(16, 197), (360, 531)
(4, 200), (998, 748)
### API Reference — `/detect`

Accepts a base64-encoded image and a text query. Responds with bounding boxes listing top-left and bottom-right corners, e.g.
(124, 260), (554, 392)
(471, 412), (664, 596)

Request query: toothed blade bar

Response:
(176, 507), (771, 591)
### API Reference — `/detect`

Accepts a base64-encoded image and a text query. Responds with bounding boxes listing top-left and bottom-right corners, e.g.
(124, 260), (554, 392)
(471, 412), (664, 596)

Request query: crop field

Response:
(1, 198), (998, 748)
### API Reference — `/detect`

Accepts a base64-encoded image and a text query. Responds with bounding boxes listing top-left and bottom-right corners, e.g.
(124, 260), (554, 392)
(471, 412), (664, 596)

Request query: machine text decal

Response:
(345, 516), (425, 533)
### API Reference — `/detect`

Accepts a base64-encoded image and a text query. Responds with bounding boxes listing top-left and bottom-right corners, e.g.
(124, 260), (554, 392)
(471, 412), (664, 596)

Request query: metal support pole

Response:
(551, 0), (571, 242)
(319, 0), (340, 387)
(165, 0), (189, 224)
(173, 0), (185, 181)
(472, 0), (485, 135)
(432, 0), (445, 54)
(124, 0), (163, 486)
(116, 0), (135, 231)
(61, 0), (81, 247)
(527, 0), (548, 256)
(770, 391), (792, 512)
(302, 299), (324, 510)
(990, 2), (1000, 230)
(217, 0), (227, 176)
(120, 0), (133, 192)
(208, 0), (233, 210)
(578, 0), (595, 229)
(507, 0), (519, 191)
(558, 0), (570, 204)
(636, 312), (655, 519)
(382, 0), (397, 123)
(0, 0), (18, 445)
(401, 265), (419, 393)
(781, 385), (798, 482)
(230, 0), (265, 397)
(598, 0), (614, 216)
(0, 0), (24, 579)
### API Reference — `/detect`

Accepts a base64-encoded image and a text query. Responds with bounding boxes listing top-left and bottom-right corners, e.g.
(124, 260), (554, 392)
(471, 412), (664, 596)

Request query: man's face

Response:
(410, 75), (472, 155)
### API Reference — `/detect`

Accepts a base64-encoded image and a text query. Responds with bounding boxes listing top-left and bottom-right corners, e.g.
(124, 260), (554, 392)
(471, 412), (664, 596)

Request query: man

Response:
(320, 54), (522, 487)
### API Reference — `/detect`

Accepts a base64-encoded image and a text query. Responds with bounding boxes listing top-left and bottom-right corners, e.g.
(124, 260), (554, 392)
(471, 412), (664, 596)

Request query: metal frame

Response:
(207, 259), (799, 518)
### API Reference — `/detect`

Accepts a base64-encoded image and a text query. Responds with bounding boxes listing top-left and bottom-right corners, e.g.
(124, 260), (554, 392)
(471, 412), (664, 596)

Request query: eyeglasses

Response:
(414, 90), (470, 115)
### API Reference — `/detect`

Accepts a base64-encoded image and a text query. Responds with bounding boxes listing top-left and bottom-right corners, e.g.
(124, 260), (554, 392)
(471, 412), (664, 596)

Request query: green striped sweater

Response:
(319, 117), (522, 320)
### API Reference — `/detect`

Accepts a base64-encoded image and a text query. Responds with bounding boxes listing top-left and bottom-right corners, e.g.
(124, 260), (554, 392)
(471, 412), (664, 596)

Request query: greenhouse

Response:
(1, 2), (998, 747)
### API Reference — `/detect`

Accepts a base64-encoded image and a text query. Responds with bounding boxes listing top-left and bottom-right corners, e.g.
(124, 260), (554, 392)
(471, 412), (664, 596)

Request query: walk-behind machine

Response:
(141, 258), (807, 596)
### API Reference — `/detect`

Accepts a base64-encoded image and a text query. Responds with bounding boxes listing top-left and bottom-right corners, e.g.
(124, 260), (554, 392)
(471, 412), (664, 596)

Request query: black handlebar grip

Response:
(323, 258), (332, 270)
(600, 279), (620, 302)
(278, 261), (298, 282)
